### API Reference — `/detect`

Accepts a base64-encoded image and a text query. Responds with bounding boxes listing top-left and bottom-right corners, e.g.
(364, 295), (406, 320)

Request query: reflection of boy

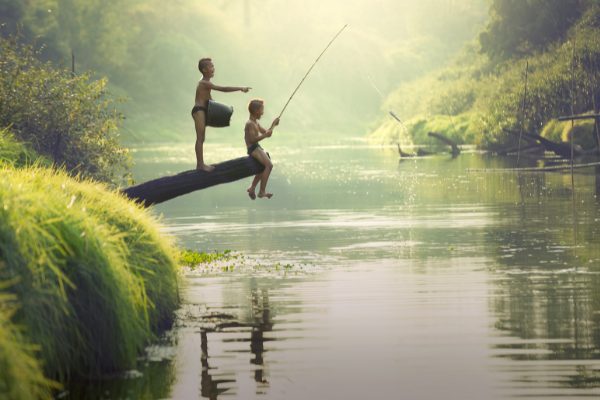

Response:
(245, 99), (280, 199)
(192, 57), (251, 171)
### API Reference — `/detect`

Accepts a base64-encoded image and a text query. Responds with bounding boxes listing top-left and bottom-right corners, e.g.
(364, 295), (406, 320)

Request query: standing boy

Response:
(245, 99), (280, 199)
(192, 58), (251, 171)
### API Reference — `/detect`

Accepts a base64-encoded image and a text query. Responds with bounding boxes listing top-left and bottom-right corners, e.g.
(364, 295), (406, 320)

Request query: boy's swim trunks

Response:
(191, 105), (207, 116)
(247, 143), (262, 155)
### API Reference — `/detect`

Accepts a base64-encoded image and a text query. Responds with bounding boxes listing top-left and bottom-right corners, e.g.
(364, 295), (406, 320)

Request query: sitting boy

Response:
(244, 99), (280, 199)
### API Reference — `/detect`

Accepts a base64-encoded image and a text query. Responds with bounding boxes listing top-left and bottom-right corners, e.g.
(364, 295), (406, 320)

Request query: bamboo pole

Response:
(593, 94), (600, 154)
(516, 60), (529, 168)
(569, 38), (577, 190)
(558, 113), (600, 121)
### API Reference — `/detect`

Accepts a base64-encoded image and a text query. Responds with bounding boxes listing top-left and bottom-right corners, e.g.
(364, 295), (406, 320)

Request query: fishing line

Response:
(278, 24), (348, 119)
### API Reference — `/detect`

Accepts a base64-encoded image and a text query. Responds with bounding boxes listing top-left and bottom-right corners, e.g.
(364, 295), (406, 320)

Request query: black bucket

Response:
(206, 100), (234, 127)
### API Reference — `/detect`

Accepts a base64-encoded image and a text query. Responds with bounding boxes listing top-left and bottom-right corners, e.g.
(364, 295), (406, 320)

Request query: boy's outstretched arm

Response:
(207, 82), (251, 93)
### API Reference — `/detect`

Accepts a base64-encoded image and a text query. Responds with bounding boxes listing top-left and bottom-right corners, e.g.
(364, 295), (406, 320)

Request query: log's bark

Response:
(121, 156), (265, 207)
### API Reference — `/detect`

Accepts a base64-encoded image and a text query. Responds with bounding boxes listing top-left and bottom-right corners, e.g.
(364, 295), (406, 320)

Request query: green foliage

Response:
(0, 37), (130, 183)
(480, 0), (587, 60)
(372, 4), (600, 149)
(541, 118), (598, 149)
(407, 113), (479, 145)
(0, 127), (50, 168)
(477, 10), (600, 146)
(0, 166), (179, 384)
(179, 249), (232, 269)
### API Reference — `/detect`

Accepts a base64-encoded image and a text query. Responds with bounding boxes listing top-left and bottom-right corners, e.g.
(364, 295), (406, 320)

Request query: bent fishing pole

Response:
(278, 24), (348, 119)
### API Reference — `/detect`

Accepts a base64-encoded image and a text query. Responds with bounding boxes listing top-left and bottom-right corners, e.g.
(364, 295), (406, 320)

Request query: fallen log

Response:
(397, 143), (416, 158)
(504, 129), (585, 158)
(427, 132), (460, 156)
(521, 132), (584, 158)
(121, 156), (265, 207)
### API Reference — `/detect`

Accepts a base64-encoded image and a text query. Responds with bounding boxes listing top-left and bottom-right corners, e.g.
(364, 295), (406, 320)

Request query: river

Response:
(70, 136), (600, 399)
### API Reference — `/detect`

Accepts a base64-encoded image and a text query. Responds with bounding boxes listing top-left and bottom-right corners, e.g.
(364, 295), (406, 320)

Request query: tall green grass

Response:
(0, 166), (180, 398)
(0, 285), (59, 400)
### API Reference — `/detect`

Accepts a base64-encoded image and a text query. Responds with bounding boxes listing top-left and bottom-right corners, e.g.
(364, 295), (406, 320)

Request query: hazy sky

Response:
(156, 0), (487, 138)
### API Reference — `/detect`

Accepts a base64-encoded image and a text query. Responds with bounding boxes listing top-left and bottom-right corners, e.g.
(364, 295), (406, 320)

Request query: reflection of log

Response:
(397, 144), (433, 158)
(427, 132), (460, 156)
(122, 157), (264, 207)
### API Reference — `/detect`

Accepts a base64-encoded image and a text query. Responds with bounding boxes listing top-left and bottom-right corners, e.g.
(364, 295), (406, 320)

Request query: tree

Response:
(0, 37), (131, 184)
(479, 0), (587, 60)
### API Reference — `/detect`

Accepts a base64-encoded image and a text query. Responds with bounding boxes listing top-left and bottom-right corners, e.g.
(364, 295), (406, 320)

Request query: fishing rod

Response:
(389, 110), (408, 131)
(278, 24), (348, 119)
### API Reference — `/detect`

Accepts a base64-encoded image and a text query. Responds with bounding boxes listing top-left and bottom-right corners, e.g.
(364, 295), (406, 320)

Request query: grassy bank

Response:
(370, 4), (600, 150)
(0, 163), (180, 398)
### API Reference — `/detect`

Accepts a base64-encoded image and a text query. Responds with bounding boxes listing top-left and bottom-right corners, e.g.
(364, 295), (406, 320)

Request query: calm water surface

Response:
(72, 137), (600, 399)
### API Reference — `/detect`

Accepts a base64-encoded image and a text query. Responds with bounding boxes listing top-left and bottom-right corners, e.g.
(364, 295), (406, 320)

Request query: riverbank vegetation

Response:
(0, 165), (180, 399)
(0, 35), (180, 399)
(370, 1), (600, 150)
(0, 37), (130, 184)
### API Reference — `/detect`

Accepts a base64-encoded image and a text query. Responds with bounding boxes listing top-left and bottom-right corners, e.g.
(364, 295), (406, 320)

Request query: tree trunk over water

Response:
(427, 131), (460, 156)
(121, 156), (264, 207)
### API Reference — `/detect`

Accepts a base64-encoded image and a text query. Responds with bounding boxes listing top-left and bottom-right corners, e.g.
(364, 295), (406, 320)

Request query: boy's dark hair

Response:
(198, 58), (212, 73)
(248, 99), (264, 114)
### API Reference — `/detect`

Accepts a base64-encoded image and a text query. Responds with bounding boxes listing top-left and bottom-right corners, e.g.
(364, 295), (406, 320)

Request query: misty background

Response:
(1, 0), (488, 142)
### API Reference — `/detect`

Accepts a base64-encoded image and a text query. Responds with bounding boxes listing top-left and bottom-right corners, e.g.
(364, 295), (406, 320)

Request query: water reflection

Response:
(125, 140), (600, 399)
(64, 357), (176, 399)
(249, 289), (272, 385)
(200, 331), (234, 399)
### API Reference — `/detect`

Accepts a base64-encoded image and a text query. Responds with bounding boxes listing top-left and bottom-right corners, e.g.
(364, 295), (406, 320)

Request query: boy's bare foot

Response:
(247, 187), (256, 200)
(196, 164), (215, 172)
(258, 192), (273, 199)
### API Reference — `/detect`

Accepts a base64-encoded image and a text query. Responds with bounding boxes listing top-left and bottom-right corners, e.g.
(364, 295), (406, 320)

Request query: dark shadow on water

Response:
(63, 358), (176, 400)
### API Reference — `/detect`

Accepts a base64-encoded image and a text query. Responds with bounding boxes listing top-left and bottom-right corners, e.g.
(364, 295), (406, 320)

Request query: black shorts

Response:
(191, 105), (207, 116)
(247, 143), (262, 155)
